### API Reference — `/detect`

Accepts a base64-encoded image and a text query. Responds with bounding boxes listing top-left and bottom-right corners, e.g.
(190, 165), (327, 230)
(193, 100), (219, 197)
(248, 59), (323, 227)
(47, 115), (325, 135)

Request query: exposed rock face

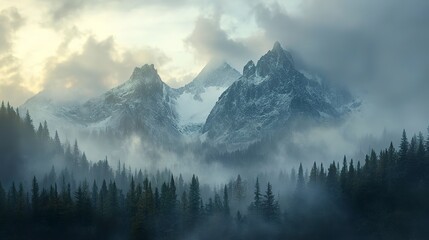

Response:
(22, 42), (358, 153)
(202, 42), (357, 150)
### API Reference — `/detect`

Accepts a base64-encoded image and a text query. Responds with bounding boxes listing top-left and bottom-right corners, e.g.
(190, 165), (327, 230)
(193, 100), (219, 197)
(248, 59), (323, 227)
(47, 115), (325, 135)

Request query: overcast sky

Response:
(0, 0), (428, 135)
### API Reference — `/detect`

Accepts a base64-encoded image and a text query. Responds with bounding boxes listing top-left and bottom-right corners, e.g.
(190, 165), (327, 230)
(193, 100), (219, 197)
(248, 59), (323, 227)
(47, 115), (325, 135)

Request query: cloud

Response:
(255, 0), (429, 92)
(0, 77), (33, 106)
(43, 0), (86, 22)
(0, 8), (30, 105)
(42, 35), (171, 101)
(185, 16), (253, 68)
(253, 0), (429, 132)
(0, 8), (24, 52)
(38, 0), (192, 25)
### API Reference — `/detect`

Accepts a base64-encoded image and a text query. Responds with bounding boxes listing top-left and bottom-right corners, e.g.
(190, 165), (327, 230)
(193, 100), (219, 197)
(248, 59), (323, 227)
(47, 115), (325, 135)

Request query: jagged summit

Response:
(69, 61), (180, 143)
(243, 60), (256, 78)
(181, 61), (241, 92)
(256, 41), (294, 79)
(175, 60), (241, 135)
(21, 42), (358, 152)
(241, 41), (295, 84)
(272, 41), (283, 52)
(202, 41), (357, 150)
(127, 64), (162, 86)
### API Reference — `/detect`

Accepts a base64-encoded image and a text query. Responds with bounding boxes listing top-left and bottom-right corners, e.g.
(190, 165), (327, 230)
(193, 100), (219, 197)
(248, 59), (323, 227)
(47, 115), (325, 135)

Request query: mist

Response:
(2, 0), (429, 239)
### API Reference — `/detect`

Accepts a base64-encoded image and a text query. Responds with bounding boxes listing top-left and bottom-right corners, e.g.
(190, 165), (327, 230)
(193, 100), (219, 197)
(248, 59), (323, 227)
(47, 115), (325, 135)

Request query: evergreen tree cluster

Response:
(0, 101), (92, 184)
(1, 102), (429, 239)
(0, 173), (236, 239)
(282, 129), (429, 239)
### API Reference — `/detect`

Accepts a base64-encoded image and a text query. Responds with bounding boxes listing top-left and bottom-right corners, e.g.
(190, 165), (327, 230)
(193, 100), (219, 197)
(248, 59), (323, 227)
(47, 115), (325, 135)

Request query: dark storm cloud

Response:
(254, 0), (429, 103)
(38, 0), (192, 23)
(185, 16), (253, 69)
(43, 36), (171, 101)
(252, 0), (429, 134)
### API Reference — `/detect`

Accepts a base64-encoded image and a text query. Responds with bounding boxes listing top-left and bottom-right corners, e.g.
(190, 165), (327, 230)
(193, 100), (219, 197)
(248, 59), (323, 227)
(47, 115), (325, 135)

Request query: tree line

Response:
(1, 101), (429, 239)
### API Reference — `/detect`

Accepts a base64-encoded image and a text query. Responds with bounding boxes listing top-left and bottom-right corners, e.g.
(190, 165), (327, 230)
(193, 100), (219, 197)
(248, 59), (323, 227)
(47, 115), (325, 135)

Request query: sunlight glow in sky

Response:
(0, 0), (301, 105)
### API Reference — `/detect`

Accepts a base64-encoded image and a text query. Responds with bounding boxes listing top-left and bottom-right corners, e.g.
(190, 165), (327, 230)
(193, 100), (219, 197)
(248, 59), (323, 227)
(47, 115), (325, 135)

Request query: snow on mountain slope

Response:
(176, 86), (227, 132)
(21, 61), (241, 143)
(21, 43), (359, 152)
(20, 91), (82, 137)
(66, 64), (181, 144)
(202, 42), (359, 150)
(175, 61), (241, 135)
(180, 61), (241, 92)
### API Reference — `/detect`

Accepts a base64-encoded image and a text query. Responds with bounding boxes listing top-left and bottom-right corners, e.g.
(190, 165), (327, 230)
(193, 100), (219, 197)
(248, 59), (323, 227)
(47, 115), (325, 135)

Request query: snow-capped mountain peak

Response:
(255, 41), (294, 80)
(175, 61), (241, 135)
(129, 64), (159, 83)
(121, 64), (164, 92)
(181, 61), (241, 93)
(21, 42), (359, 153)
(202, 41), (358, 150)
(272, 41), (282, 51)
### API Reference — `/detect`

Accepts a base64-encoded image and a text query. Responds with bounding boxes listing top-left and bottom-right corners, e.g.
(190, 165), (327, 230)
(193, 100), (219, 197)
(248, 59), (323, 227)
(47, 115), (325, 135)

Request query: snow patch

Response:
(176, 86), (227, 133)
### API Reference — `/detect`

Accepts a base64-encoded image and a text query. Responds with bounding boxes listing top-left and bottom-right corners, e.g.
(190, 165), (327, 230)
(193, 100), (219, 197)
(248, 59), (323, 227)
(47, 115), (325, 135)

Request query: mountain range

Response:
(21, 42), (359, 151)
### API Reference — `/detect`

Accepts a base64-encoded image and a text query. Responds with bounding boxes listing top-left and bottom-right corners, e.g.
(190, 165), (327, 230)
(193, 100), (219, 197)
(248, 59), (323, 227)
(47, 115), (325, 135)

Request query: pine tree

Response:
(17, 183), (26, 217)
(378, 150), (388, 187)
(24, 110), (34, 133)
(386, 142), (397, 189)
(425, 127), (429, 185)
(31, 176), (40, 216)
(168, 175), (177, 211)
(181, 190), (188, 218)
(42, 121), (50, 140)
(61, 183), (73, 218)
(37, 123), (44, 139)
(188, 175), (200, 225)
(108, 181), (119, 218)
(296, 163), (305, 192)
(262, 182), (280, 223)
(417, 132), (425, 168)
(223, 185), (230, 216)
(234, 175), (245, 203)
(213, 192), (223, 213)
(54, 131), (62, 154)
(154, 187), (160, 213)
(137, 178), (155, 237)
(91, 181), (98, 210)
(396, 130), (410, 191)
(127, 177), (137, 215)
(99, 180), (109, 218)
(75, 181), (91, 222)
(369, 150), (378, 182)
(340, 156), (348, 194)
(249, 177), (262, 215)
(319, 163), (326, 184)
(426, 126), (429, 156)
(160, 182), (169, 209)
(72, 140), (80, 170)
(327, 162), (339, 197)
(81, 152), (89, 175)
(399, 130), (409, 164)
(348, 159), (356, 195)
(309, 162), (319, 186)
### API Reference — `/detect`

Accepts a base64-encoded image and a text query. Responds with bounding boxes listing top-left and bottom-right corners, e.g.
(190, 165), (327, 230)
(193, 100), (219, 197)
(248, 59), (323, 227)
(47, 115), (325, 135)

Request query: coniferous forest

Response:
(1, 101), (429, 240)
